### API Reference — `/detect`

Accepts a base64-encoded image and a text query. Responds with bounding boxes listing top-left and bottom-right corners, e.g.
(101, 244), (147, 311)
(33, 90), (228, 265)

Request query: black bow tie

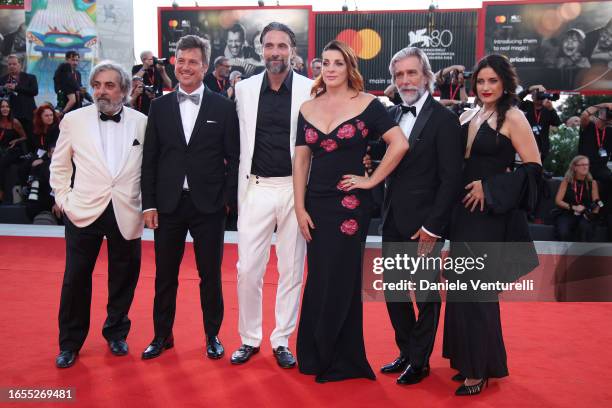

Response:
(100, 111), (122, 123)
(400, 105), (417, 117)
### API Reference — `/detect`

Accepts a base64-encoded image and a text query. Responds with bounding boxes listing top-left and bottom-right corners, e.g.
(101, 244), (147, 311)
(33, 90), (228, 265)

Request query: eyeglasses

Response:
(575, 163), (589, 167)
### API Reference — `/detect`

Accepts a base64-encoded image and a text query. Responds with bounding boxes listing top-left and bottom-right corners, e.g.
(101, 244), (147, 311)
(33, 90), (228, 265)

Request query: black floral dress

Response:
(295, 98), (396, 382)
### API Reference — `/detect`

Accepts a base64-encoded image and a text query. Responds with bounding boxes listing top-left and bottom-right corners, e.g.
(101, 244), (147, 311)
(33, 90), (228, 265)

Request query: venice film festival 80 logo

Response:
(334, 27), (453, 61)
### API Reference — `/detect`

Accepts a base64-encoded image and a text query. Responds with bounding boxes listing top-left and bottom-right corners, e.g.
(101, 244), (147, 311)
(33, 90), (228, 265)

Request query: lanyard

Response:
(216, 78), (226, 91)
(533, 107), (542, 125)
(146, 69), (155, 85)
(0, 128), (4, 142)
(573, 180), (586, 204)
(449, 83), (459, 101)
(595, 126), (607, 149)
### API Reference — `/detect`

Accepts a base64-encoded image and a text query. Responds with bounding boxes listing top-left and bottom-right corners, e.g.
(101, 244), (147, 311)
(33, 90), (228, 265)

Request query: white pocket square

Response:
(206, 120), (218, 124)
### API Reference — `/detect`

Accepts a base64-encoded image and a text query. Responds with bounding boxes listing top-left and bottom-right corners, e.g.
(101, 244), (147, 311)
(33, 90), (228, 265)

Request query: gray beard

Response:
(399, 86), (426, 106)
(265, 59), (289, 75)
(95, 98), (123, 114)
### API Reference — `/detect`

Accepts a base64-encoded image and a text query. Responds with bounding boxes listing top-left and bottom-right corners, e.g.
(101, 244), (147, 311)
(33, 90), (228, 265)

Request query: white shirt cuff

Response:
(421, 226), (441, 239)
(143, 208), (157, 213)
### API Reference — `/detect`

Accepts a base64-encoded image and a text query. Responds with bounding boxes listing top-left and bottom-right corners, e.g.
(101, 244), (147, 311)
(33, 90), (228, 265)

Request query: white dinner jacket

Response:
(50, 104), (148, 240)
(234, 71), (313, 208)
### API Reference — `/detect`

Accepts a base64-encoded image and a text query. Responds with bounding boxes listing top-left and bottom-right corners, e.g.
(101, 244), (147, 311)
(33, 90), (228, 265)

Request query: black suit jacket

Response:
(141, 87), (240, 214)
(382, 94), (463, 238)
(0, 72), (38, 120)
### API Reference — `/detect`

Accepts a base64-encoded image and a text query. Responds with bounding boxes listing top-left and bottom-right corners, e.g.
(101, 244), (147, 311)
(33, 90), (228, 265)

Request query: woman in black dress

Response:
(443, 55), (542, 395)
(293, 40), (408, 382)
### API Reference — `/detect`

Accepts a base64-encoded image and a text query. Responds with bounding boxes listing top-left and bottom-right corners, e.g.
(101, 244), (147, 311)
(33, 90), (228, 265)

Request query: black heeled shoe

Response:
(455, 378), (488, 396)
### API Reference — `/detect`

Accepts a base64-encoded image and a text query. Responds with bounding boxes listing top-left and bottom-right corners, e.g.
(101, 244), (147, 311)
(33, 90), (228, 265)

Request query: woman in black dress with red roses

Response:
(293, 40), (408, 382)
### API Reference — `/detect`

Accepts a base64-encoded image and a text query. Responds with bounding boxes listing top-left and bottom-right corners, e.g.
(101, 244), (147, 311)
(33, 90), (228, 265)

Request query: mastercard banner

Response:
(315, 10), (478, 92)
(482, 0), (612, 92)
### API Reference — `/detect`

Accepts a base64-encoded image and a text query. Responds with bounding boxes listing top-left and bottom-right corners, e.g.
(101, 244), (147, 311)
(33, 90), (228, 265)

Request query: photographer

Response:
(19, 104), (59, 187)
(0, 55), (38, 145)
(225, 70), (242, 101)
(579, 103), (612, 183)
(518, 84), (561, 160)
(554, 155), (601, 242)
(204, 56), (231, 94)
(435, 64), (469, 106)
(132, 50), (172, 97)
(0, 98), (27, 203)
(53, 51), (85, 115)
(129, 76), (155, 115)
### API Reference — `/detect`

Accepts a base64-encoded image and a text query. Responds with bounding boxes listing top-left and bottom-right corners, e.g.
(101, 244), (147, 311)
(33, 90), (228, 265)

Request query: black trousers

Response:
(58, 203), (141, 351)
(153, 191), (225, 339)
(555, 212), (595, 242)
(382, 208), (442, 369)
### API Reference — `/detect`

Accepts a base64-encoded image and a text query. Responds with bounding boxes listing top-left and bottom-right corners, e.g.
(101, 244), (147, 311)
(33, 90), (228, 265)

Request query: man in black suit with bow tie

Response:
(379, 47), (463, 385)
(141, 35), (239, 360)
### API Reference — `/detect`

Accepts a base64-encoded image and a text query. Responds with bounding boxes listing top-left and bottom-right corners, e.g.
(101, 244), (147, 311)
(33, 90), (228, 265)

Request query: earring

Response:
(503, 90), (508, 94)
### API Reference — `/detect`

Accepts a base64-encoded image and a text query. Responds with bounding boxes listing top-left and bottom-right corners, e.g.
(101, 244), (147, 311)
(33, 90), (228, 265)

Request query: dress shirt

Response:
(98, 107), (126, 178)
(178, 83), (204, 189)
(398, 91), (441, 239)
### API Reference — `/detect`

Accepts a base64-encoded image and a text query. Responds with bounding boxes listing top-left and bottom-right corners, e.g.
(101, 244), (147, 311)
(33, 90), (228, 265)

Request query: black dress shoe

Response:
(230, 344), (259, 364)
(397, 364), (430, 385)
(272, 346), (296, 368)
(108, 339), (128, 356)
(56, 350), (78, 368)
(206, 336), (224, 359)
(141, 335), (174, 360)
(380, 356), (408, 373)
(452, 373), (466, 382)
(455, 378), (488, 396)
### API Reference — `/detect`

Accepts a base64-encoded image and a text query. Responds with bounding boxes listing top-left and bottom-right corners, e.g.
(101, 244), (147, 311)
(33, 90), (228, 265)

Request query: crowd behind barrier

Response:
(0, 48), (611, 243)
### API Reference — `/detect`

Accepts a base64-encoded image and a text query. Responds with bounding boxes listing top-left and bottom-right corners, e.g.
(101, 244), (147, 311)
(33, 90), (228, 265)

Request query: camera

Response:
(152, 57), (168, 66)
(535, 91), (560, 101)
(599, 107), (612, 121)
(583, 200), (604, 220)
(462, 71), (472, 79)
(0, 84), (16, 96)
(143, 85), (156, 93)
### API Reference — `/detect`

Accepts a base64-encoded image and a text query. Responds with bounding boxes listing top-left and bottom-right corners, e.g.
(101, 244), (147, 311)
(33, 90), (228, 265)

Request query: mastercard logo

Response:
(335, 29), (382, 60)
(495, 15), (507, 24)
(168, 19), (179, 28)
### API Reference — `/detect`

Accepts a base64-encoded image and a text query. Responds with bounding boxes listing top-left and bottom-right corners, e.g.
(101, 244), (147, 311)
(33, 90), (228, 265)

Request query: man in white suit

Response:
(50, 61), (148, 368)
(231, 22), (312, 368)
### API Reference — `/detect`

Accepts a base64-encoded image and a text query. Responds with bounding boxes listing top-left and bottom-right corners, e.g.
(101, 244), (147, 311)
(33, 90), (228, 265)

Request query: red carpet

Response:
(1, 236), (612, 407)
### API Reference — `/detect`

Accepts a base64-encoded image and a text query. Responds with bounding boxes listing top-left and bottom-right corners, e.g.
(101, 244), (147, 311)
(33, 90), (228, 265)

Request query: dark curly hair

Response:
(471, 54), (518, 132)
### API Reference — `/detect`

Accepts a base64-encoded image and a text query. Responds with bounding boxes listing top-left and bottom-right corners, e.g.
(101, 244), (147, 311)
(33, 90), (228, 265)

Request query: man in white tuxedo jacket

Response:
(50, 61), (147, 368)
(231, 22), (312, 368)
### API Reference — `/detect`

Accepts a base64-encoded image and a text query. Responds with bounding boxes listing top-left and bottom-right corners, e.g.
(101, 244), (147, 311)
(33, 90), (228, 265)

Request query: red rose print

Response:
(337, 124), (356, 139)
(340, 219), (359, 235)
(305, 128), (318, 144)
(341, 195), (360, 209)
(320, 139), (338, 152)
(361, 128), (369, 138)
(356, 120), (365, 130)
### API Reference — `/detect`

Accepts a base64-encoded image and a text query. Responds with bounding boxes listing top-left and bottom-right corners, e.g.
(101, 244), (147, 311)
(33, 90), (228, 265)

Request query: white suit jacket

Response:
(50, 104), (148, 240)
(234, 71), (313, 208)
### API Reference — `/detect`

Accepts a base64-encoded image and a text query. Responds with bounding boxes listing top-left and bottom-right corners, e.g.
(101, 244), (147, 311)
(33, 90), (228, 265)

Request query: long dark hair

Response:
(471, 54), (518, 132)
(0, 98), (14, 122)
(311, 40), (364, 98)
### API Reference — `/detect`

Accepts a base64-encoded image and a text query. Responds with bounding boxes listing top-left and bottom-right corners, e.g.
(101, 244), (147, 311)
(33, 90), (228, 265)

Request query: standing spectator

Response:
(132, 51), (172, 98)
(554, 155), (600, 242)
(204, 56), (231, 94)
(53, 51), (83, 115)
(0, 54), (38, 144)
(225, 70), (242, 101)
(0, 98), (27, 202)
(435, 64), (468, 107)
(129, 76), (156, 116)
(518, 84), (561, 161)
(292, 55), (304, 75)
(309, 58), (321, 79)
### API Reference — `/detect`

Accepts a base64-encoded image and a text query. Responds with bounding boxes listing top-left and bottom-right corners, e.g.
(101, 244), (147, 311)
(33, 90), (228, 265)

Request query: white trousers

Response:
(237, 175), (306, 348)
